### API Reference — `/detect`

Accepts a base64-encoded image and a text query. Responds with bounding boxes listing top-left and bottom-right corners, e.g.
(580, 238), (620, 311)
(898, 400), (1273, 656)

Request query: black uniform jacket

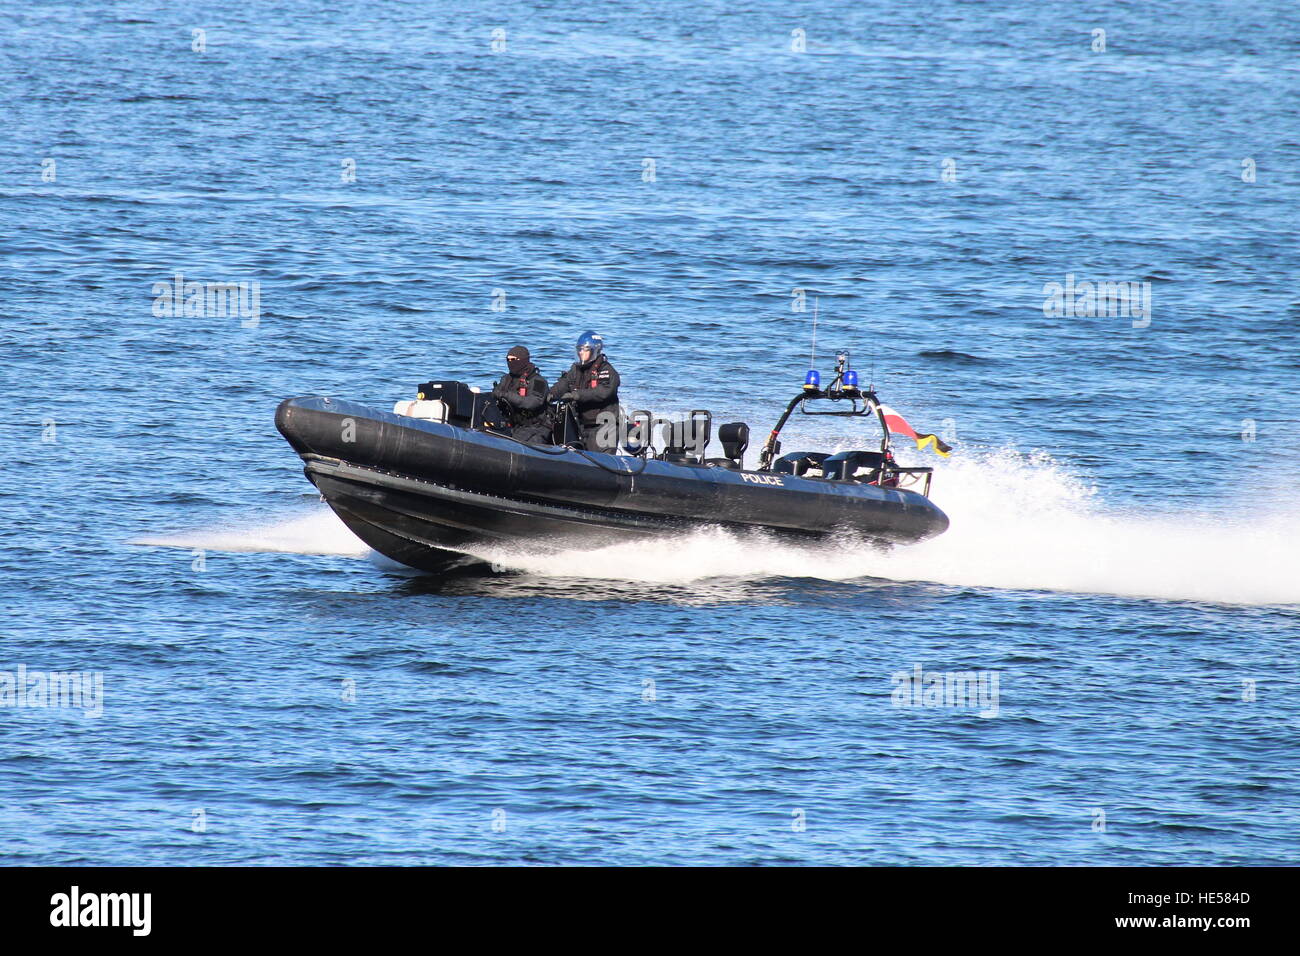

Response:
(492, 364), (549, 429)
(548, 357), (620, 427)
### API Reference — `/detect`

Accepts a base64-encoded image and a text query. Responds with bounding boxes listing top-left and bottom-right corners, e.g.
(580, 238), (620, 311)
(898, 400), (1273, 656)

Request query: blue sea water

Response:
(2, 0), (1298, 865)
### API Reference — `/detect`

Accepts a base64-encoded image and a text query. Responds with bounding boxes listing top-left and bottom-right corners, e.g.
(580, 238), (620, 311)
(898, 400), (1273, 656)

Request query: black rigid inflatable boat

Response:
(275, 356), (950, 573)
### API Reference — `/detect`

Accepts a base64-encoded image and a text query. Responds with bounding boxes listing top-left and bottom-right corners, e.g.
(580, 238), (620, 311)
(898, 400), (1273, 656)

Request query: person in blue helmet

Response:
(548, 330), (621, 452)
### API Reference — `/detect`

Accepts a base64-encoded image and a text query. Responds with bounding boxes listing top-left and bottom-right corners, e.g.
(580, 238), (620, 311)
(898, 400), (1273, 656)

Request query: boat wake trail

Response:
(484, 448), (1300, 606)
(868, 448), (1300, 606)
(136, 449), (1300, 605)
(132, 509), (370, 558)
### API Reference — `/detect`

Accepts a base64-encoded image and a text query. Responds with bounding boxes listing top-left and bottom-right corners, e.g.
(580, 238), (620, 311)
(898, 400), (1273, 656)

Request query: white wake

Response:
(135, 449), (1300, 605)
(132, 509), (370, 558)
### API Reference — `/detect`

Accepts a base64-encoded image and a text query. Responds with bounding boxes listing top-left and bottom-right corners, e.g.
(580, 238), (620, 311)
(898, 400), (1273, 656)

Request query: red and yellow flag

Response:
(877, 405), (952, 457)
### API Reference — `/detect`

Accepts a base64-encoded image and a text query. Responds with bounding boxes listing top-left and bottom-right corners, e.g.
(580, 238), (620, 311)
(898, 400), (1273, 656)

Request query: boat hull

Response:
(275, 396), (949, 572)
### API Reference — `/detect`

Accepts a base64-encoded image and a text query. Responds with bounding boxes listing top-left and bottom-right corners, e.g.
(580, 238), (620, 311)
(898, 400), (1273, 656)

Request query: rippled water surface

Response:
(2, 0), (1298, 865)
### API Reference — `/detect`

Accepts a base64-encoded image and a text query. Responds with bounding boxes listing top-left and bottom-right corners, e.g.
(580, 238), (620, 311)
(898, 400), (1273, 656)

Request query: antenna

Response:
(810, 296), (819, 368)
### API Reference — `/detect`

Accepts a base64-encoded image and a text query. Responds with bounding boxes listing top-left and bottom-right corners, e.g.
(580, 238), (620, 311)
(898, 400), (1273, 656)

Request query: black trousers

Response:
(580, 425), (618, 454)
(512, 420), (553, 445)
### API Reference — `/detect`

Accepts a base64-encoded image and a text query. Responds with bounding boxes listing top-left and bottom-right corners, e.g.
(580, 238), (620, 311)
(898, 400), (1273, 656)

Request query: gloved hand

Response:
(560, 391), (579, 402)
(501, 391), (522, 408)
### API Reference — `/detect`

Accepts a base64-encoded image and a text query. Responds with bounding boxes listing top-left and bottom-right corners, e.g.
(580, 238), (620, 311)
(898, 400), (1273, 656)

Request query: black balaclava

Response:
(506, 347), (530, 376)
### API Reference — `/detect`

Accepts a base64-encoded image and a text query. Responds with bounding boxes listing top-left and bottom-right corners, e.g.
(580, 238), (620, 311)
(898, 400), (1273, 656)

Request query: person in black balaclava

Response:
(548, 330), (621, 453)
(492, 346), (551, 444)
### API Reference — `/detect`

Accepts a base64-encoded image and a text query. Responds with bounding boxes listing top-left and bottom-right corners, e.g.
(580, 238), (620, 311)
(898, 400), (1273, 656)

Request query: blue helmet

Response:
(575, 330), (604, 365)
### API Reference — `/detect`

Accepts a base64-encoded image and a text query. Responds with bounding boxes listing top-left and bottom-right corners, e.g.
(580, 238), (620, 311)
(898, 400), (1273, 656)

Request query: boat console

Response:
(404, 380), (503, 430)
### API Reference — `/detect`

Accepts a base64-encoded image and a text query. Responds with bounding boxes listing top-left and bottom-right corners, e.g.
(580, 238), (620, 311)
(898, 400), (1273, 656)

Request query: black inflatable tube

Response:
(275, 395), (949, 570)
